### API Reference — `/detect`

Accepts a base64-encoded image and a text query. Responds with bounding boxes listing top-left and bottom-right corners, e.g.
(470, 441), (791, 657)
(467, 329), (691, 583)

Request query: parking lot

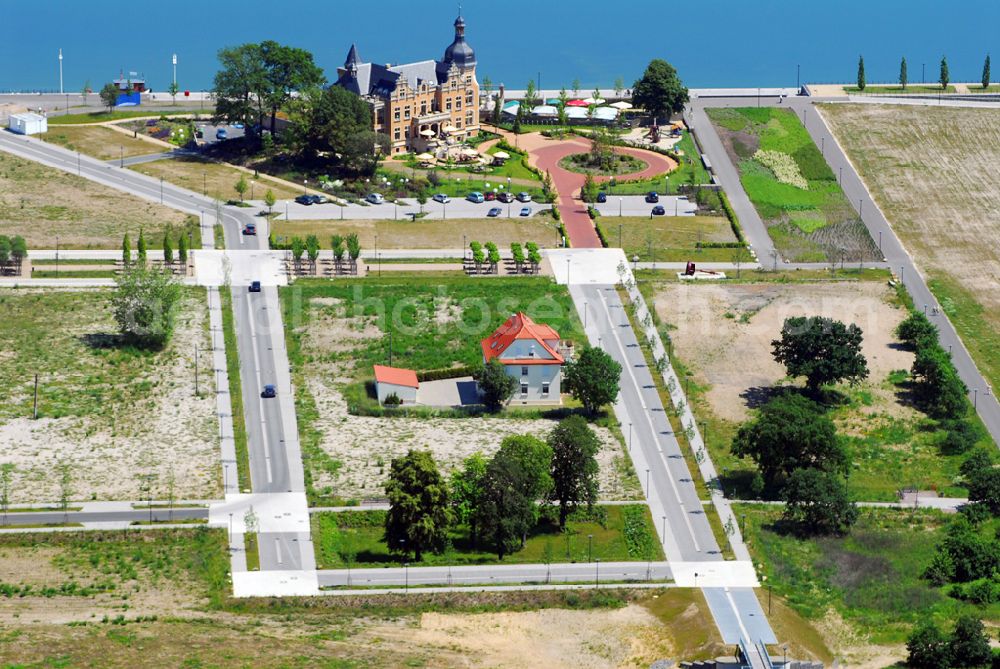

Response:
(195, 122), (246, 146)
(593, 195), (697, 218)
(271, 196), (552, 221)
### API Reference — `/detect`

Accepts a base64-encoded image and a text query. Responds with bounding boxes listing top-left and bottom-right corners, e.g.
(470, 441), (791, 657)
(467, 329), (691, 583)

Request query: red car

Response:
(485, 191), (496, 201)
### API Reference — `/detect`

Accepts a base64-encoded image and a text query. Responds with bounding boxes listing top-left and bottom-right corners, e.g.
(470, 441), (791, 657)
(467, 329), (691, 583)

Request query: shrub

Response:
(382, 392), (402, 406)
(939, 419), (982, 455)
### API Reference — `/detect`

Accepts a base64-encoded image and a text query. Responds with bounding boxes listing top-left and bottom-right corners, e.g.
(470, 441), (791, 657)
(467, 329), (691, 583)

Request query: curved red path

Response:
(529, 136), (677, 248)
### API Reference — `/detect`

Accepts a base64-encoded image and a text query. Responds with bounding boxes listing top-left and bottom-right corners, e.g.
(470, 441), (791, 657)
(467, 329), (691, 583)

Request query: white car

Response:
(366, 193), (384, 204)
(432, 193), (451, 204)
(516, 192), (532, 203)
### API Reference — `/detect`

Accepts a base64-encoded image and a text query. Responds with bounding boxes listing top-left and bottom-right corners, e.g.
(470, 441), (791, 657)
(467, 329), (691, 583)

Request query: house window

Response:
(456, 99), (462, 110)
(421, 102), (427, 115)
(446, 100), (452, 111)
(542, 382), (550, 397)
(404, 108), (410, 119)
(520, 366), (529, 376)
(394, 109), (400, 121)
(520, 383), (528, 396)
(394, 128), (401, 140)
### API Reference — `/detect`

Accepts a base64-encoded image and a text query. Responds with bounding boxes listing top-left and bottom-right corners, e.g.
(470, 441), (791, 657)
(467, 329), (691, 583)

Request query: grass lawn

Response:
(313, 505), (663, 569)
(387, 146), (542, 184)
(270, 216), (562, 250)
(30, 269), (117, 279)
(612, 132), (711, 194)
(595, 215), (740, 261)
(0, 152), (197, 249)
(706, 107), (876, 263)
(48, 109), (203, 125)
(843, 85), (957, 94)
(559, 152), (646, 176)
(738, 504), (1000, 647)
(129, 155), (301, 202)
(927, 274), (1000, 396)
(416, 176), (549, 202)
(40, 125), (159, 161)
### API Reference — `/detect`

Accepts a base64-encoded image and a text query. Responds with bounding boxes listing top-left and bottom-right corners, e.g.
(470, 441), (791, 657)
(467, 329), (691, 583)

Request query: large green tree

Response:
(967, 467), (1000, 514)
(498, 434), (553, 502)
(911, 344), (968, 419)
(895, 311), (938, 349)
(548, 415), (600, 528)
(475, 358), (517, 411)
(940, 56), (950, 90)
(857, 55), (866, 91)
(383, 449), (450, 561)
(771, 316), (869, 391)
(449, 452), (488, 544)
(563, 346), (622, 414)
(781, 468), (857, 536)
(213, 43), (268, 130)
(949, 615), (992, 668)
(899, 57), (908, 89)
(906, 621), (951, 669)
(110, 265), (182, 349)
(732, 394), (845, 489)
(288, 86), (386, 174)
(632, 59), (689, 123)
(474, 448), (537, 560)
(259, 40), (325, 136)
(99, 83), (118, 112)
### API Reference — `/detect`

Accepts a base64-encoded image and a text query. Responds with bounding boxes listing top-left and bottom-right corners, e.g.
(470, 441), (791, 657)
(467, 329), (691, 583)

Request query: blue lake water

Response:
(2, 0), (999, 93)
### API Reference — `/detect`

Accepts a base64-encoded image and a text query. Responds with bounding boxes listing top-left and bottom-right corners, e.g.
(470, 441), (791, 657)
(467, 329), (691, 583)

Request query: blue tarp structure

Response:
(116, 92), (141, 107)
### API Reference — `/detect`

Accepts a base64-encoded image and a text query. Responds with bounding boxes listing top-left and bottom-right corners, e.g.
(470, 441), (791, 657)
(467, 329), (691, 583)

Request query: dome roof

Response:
(443, 14), (475, 69)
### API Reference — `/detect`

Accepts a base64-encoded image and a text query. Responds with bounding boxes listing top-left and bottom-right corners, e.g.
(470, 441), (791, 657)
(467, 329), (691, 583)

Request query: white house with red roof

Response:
(481, 312), (565, 403)
(373, 365), (419, 404)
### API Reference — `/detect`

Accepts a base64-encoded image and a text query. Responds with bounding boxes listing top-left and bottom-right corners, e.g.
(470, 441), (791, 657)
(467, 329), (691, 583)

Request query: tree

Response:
(961, 448), (993, 481)
(137, 229), (147, 265)
(475, 358), (517, 411)
(911, 344), (968, 419)
(259, 40), (325, 137)
(857, 55), (866, 91)
(524, 79), (537, 109)
(592, 86), (602, 103)
(614, 76), (624, 99)
(950, 615), (992, 668)
(331, 234), (345, 274)
(383, 450), (450, 561)
(213, 43), (268, 131)
(548, 415), (600, 528)
(906, 621), (951, 669)
(492, 95), (502, 126)
(122, 233), (131, 266)
(940, 56), (950, 90)
(581, 173), (598, 203)
(450, 452), (487, 544)
(110, 265), (183, 349)
(939, 419), (981, 455)
(632, 59), (689, 123)
(731, 246), (752, 278)
(9, 236), (26, 275)
(177, 233), (188, 265)
(896, 311), (937, 349)
(99, 83), (118, 112)
(234, 174), (248, 202)
(900, 57), (908, 89)
(771, 316), (869, 391)
(290, 236), (304, 271)
(81, 79), (91, 102)
(732, 394), (846, 489)
(481, 75), (492, 97)
(167, 81), (180, 105)
(572, 78), (581, 97)
(781, 468), (857, 535)
(512, 103), (523, 134)
(162, 231), (173, 264)
(305, 234), (320, 272)
(983, 54), (991, 89)
(288, 85), (373, 169)
(0, 236), (9, 272)
(345, 233), (361, 272)
(967, 467), (1000, 514)
(263, 188), (276, 216)
(474, 448), (536, 560)
(563, 346), (622, 414)
(57, 461), (73, 519)
(498, 434), (553, 503)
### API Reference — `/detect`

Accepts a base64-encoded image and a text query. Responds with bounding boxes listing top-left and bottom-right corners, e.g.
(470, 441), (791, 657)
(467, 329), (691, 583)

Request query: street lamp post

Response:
(595, 558), (600, 588)
(587, 534), (593, 562)
(645, 468), (650, 494)
(58, 49), (63, 95)
(619, 197), (623, 217)
(120, 145), (124, 168)
(160, 177), (164, 203)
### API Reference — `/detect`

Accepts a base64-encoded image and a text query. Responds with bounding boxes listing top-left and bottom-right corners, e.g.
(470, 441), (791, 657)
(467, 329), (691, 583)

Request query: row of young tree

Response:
(384, 416), (602, 561)
(0, 235), (28, 276)
(857, 53), (992, 90)
(475, 346), (622, 414)
(467, 240), (544, 275)
(282, 233), (361, 274)
(121, 230), (190, 266)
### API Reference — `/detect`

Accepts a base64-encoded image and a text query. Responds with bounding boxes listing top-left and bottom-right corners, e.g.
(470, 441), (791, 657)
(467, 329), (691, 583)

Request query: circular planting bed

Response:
(558, 152), (648, 176)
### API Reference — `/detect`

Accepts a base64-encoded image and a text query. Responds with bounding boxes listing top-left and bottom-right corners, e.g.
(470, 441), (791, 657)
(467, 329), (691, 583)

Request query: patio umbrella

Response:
(493, 151), (510, 160)
(443, 124), (457, 133)
(545, 98), (561, 105)
(582, 97), (606, 105)
(610, 101), (633, 110)
(416, 152), (434, 161)
(461, 147), (479, 156)
(419, 129), (435, 137)
(566, 99), (589, 107)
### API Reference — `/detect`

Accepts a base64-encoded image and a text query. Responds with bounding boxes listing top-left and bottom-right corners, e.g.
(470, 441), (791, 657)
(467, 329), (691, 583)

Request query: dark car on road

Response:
(597, 192), (607, 203)
(242, 223), (256, 236)
(497, 192), (514, 203)
(215, 128), (228, 140)
(261, 384), (276, 398)
(295, 194), (314, 205)
(249, 280), (261, 293)
(645, 192), (659, 203)
(487, 207), (502, 217)
(651, 205), (666, 215)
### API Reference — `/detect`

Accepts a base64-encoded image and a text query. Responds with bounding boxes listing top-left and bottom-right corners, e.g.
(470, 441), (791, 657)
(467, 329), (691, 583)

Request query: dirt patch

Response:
(363, 605), (673, 669)
(813, 609), (904, 669)
(652, 281), (914, 422)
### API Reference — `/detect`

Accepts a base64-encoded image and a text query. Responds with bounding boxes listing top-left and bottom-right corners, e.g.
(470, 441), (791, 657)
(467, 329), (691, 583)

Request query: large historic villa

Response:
(334, 13), (480, 155)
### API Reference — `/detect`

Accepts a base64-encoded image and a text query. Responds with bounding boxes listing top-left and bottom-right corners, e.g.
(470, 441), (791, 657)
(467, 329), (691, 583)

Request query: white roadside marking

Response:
(245, 295), (273, 484)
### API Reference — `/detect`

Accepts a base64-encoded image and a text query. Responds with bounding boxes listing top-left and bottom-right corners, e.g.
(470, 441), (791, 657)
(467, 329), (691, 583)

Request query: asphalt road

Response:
(278, 196), (549, 221)
(0, 508), (206, 525)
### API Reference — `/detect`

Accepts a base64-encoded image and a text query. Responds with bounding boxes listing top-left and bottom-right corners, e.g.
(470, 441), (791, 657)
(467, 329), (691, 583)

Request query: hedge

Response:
(718, 191), (747, 245)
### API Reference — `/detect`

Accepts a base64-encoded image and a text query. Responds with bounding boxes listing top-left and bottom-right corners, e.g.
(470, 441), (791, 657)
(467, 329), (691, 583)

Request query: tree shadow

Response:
(739, 384), (792, 410)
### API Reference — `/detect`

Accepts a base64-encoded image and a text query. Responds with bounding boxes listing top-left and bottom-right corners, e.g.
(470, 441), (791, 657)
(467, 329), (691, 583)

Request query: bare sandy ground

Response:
(0, 290), (220, 504)
(651, 281), (914, 423)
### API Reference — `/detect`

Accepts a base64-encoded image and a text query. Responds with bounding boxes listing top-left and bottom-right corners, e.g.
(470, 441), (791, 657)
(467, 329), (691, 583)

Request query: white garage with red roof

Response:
(373, 365), (419, 405)
(481, 312), (566, 403)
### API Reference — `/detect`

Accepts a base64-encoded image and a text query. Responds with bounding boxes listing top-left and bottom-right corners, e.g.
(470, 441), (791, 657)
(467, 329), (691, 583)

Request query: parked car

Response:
(520, 206), (532, 217)
(597, 191), (607, 203)
(645, 191), (659, 203)
(466, 192), (485, 203)
(366, 193), (384, 204)
(215, 128), (228, 140)
(295, 194), (314, 205)
(312, 194), (329, 204)
(432, 193), (451, 204)
(485, 191), (496, 201)
(651, 205), (666, 215)
(516, 192), (532, 202)
(487, 207), (502, 217)
(242, 223), (257, 236)
(497, 192), (514, 203)
(195, 128), (204, 138)
(261, 384), (276, 398)
(232, 122), (245, 129)
(249, 280), (261, 293)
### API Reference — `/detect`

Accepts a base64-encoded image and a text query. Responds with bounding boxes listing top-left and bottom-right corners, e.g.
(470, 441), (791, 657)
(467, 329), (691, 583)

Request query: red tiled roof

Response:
(481, 313), (564, 365)
(373, 365), (419, 388)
